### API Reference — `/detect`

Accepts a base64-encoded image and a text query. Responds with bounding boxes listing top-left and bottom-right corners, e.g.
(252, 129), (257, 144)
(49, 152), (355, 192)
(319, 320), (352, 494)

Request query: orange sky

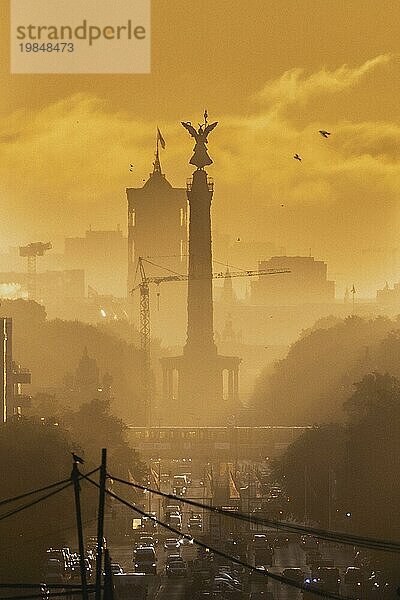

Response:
(1, 0), (400, 295)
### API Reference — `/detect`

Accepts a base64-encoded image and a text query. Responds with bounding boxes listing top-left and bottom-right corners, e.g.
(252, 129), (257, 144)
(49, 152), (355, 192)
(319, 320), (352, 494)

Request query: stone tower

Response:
(161, 117), (240, 424)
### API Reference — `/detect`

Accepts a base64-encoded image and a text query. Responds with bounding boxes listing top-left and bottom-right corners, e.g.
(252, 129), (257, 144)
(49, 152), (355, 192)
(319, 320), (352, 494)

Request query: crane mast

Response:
(132, 256), (290, 425)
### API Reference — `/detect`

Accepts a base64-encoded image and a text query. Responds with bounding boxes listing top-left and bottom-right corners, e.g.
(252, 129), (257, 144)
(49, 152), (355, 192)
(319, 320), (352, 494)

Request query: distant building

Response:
(0, 317), (31, 422)
(219, 267), (238, 305)
(64, 228), (126, 297)
(126, 153), (188, 294)
(0, 318), (12, 422)
(251, 255), (335, 305)
(376, 282), (400, 306)
(126, 152), (188, 343)
(71, 347), (112, 402)
(0, 270), (84, 304)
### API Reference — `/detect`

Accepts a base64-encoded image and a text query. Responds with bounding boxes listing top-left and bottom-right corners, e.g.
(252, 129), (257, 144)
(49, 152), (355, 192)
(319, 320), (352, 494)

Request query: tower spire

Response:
(152, 127), (166, 175)
(152, 141), (162, 174)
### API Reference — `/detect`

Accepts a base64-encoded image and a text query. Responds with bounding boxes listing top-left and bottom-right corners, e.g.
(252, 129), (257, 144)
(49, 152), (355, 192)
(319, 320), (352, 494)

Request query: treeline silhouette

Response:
(0, 299), (146, 424)
(250, 314), (400, 424)
(0, 399), (146, 582)
(0, 299), (149, 581)
(272, 371), (400, 581)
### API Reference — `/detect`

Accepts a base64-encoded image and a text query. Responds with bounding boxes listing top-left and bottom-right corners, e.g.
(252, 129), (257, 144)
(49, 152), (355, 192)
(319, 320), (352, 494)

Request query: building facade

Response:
(251, 255), (335, 305)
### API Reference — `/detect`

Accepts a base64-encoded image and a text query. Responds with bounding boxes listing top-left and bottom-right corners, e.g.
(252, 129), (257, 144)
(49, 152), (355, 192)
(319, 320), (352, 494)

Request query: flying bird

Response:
(293, 153), (302, 162)
(319, 130), (331, 138)
(71, 452), (84, 464)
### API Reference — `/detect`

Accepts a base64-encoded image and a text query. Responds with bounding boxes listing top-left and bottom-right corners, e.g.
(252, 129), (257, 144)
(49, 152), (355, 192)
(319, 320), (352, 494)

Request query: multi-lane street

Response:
(47, 457), (389, 600)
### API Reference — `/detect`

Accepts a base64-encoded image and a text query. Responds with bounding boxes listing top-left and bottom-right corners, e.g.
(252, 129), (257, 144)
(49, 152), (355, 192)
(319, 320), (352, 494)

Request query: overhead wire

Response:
(0, 477), (72, 509)
(0, 482), (73, 523)
(0, 590), (96, 600)
(0, 467), (99, 523)
(82, 473), (357, 600)
(108, 474), (400, 554)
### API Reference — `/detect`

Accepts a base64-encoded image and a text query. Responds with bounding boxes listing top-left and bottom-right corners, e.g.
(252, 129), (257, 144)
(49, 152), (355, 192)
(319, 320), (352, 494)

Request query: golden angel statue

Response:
(181, 111), (218, 169)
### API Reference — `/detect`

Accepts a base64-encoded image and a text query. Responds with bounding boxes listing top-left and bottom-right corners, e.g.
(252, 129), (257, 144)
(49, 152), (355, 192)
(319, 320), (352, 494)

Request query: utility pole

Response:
(304, 464), (308, 524)
(328, 467), (332, 530)
(71, 461), (89, 600)
(157, 459), (161, 524)
(103, 549), (114, 600)
(95, 449), (107, 600)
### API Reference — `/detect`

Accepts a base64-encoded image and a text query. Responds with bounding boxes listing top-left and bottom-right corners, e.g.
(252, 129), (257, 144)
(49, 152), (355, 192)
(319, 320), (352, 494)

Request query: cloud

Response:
(255, 54), (393, 111)
(0, 56), (399, 295)
(335, 121), (400, 161)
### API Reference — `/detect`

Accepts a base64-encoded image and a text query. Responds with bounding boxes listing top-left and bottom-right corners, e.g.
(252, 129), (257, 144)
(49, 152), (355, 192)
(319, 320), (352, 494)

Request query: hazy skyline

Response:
(1, 1), (400, 296)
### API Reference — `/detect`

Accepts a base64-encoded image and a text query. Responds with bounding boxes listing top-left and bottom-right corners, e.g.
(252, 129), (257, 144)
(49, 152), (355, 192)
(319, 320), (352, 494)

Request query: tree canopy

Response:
(250, 315), (400, 424)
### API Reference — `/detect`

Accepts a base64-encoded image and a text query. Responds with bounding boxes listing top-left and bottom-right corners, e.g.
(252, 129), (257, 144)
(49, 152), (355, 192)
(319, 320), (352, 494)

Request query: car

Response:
(172, 475), (188, 496)
(344, 567), (364, 585)
(273, 535), (289, 547)
(111, 563), (124, 575)
(168, 513), (182, 530)
(164, 538), (181, 552)
(253, 534), (269, 547)
(213, 579), (242, 596)
(216, 571), (242, 588)
(252, 566), (269, 584)
(165, 504), (181, 516)
(188, 516), (203, 531)
(44, 559), (64, 584)
(160, 473), (171, 484)
(70, 557), (92, 580)
(133, 546), (157, 575)
(138, 535), (156, 547)
(166, 561), (187, 577)
(166, 553), (183, 565)
(315, 567), (341, 593)
(282, 568), (304, 585)
(179, 535), (194, 546)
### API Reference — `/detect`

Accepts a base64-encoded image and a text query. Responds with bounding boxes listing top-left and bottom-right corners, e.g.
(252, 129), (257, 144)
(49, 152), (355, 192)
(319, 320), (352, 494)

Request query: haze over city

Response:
(1, 1), (400, 599)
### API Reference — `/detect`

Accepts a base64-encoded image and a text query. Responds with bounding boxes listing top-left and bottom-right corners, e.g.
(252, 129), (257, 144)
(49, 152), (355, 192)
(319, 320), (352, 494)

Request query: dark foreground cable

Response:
(0, 478), (71, 509)
(109, 474), (400, 553)
(83, 474), (356, 600)
(0, 591), (96, 600)
(0, 482), (72, 523)
(0, 466), (99, 523)
(0, 467), (100, 510)
(0, 584), (95, 589)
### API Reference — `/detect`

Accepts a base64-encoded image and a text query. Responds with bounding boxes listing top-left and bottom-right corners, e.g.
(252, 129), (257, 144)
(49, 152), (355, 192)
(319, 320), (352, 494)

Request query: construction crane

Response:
(131, 256), (290, 426)
(131, 255), (290, 369)
(19, 241), (52, 300)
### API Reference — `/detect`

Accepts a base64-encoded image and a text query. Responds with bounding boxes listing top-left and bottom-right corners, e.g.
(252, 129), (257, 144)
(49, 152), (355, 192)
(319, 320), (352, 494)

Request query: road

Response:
(268, 541), (355, 599)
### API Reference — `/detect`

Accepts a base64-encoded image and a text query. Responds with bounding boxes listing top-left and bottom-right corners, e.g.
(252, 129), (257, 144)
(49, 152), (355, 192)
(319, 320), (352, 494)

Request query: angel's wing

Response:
(181, 121), (197, 137)
(204, 121), (218, 136)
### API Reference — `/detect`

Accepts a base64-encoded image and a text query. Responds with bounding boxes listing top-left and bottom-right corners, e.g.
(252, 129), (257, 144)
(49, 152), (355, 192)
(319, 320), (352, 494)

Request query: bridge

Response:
(127, 425), (313, 460)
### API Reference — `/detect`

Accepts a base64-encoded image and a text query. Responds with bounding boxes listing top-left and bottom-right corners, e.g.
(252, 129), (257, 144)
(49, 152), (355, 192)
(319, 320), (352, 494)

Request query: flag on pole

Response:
(228, 468), (240, 500)
(157, 127), (166, 149)
(150, 467), (160, 491)
(128, 469), (140, 498)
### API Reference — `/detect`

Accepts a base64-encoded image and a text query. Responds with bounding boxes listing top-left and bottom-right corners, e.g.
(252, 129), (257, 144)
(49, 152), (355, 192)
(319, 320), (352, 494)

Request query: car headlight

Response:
(134, 564), (139, 567)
